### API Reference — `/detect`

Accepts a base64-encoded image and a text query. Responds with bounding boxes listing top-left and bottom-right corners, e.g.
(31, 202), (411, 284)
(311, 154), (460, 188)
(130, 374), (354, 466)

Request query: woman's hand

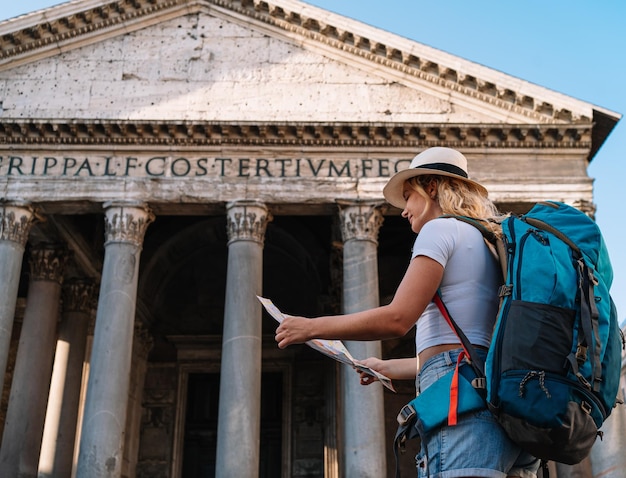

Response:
(355, 357), (418, 383)
(275, 315), (312, 349)
(354, 357), (386, 385)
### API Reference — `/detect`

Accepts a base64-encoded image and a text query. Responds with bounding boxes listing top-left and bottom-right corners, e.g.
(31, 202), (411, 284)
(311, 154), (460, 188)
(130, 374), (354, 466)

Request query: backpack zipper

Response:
(515, 231), (530, 299)
(489, 221), (517, 409)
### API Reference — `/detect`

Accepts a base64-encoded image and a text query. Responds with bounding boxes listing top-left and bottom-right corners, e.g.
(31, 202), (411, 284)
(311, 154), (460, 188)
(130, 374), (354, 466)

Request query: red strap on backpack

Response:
(432, 293), (474, 360)
(447, 350), (467, 426)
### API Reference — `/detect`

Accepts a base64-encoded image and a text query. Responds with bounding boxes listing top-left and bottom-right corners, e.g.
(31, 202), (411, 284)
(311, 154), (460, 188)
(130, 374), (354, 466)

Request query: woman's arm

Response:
(275, 255), (443, 348)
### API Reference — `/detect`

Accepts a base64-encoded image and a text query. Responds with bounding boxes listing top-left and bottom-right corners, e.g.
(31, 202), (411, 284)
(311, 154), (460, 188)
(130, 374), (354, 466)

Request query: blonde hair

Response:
(407, 175), (504, 236)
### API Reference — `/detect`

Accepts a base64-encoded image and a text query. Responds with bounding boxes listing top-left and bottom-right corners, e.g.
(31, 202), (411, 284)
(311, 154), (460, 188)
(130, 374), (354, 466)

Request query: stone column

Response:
(337, 201), (387, 478)
(215, 200), (270, 478)
(39, 279), (97, 478)
(75, 202), (153, 478)
(122, 322), (153, 478)
(0, 243), (68, 478)
(0, 202), (36, 397)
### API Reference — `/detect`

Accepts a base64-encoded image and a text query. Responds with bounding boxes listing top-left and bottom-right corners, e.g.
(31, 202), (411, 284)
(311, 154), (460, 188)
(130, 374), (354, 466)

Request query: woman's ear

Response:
(427, 179), (438, 199)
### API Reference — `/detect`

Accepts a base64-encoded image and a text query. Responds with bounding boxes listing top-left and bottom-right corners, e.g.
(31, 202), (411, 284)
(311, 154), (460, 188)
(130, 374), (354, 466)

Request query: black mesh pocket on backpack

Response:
(500, 300), (575, 373)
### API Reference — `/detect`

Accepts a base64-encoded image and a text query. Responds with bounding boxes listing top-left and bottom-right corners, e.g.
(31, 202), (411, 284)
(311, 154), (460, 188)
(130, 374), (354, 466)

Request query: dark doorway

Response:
(182, 372), (284, 477)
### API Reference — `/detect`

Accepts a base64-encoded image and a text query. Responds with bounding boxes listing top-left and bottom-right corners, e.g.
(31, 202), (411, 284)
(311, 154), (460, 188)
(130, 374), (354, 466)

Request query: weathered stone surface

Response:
(0, 13), (468, 123)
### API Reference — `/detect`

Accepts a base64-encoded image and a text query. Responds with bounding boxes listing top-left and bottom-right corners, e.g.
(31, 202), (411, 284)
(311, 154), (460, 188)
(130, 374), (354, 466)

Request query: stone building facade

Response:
(0, 1), (622, 477)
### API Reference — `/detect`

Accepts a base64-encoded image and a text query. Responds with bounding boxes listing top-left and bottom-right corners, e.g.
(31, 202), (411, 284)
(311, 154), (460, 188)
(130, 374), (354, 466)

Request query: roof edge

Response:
(589, 109), (622, 162)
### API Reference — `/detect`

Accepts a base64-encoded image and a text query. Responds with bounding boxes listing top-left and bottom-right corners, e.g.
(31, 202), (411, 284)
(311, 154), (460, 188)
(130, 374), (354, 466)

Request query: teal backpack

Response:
(394, 201), (624, 474)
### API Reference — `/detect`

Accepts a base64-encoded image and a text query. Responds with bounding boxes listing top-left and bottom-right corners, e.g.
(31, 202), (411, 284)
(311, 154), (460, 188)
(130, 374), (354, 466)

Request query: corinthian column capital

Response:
(226, 200), (271, 246)
(29, 244), (69, 284)
(103, 202), (154, 247)
(62, 278), (98, 314)
(337, 200), (384, 244)
(0, 202), (37, 246)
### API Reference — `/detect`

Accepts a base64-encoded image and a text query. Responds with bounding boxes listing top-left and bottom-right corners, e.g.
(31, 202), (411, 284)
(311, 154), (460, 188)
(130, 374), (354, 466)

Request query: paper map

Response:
(258, 296), (396, 392)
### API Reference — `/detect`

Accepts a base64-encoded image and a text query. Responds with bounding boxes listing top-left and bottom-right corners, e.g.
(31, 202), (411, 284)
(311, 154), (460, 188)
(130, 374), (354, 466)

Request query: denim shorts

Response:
(415, 349), (540, 478)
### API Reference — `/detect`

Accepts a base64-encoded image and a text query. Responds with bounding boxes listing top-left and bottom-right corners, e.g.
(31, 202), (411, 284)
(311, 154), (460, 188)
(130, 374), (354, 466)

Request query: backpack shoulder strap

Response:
(432, 291), (485, 379)
(443, 215), (498, 243)
(440, 215), (508, 282)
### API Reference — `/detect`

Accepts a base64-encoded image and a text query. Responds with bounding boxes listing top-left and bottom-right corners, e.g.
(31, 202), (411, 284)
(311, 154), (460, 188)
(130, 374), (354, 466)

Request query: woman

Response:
(275, 147), (539, 478)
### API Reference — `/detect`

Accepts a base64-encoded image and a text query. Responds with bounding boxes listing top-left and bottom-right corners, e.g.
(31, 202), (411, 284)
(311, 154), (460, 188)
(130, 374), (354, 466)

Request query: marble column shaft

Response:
(39, 279), (97, 478)
(0, 244), (68, 478)
(338, 201), (387, 478)
(122, 323), (154, 478)
(215, 201), (269, 478)
(0, 203), (36, 397)
(75, 203), (153, 478)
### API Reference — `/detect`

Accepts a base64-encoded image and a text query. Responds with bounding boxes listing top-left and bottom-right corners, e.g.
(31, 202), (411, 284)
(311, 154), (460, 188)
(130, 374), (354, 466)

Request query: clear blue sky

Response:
(2, 1), (625, 323)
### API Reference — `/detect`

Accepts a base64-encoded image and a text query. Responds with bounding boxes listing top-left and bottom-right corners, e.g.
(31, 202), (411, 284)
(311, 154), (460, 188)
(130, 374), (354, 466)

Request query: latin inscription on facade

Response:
(0, 155), (412, 179)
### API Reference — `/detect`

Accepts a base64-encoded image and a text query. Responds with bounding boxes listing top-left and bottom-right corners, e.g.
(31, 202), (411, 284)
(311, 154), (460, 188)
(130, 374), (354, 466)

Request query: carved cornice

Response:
(0, 120), (593, 149)
(0, 0), (590, 124)
(337, 201), (384, 244)
(0, 0), (183, 59)
(0, 203), (37, 246)
(103, 202), (155, 247)
(226, 200), (271, 245)
(29, 243), (69, 283)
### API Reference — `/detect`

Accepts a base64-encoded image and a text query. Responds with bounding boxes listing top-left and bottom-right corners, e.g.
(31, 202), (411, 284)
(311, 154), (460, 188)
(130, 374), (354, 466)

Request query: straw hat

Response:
(382, 147), (487, 208)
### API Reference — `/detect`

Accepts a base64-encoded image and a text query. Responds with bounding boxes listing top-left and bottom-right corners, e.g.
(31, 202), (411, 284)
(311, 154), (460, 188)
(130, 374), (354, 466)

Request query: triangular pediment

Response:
(0, 10), (494, 124)
(0, 0), (614, 128)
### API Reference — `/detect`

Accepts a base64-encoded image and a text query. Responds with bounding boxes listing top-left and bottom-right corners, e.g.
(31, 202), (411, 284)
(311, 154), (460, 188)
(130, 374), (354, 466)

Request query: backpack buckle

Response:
(498, 284), (512, 297)
(397, 403), (416, 426)
(581, 401), (592, 415)
(472, 377), (486, 389)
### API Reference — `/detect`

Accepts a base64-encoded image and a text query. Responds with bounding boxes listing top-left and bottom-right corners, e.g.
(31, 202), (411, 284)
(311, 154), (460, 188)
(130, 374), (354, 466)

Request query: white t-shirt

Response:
(411, 217), (500, 354)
